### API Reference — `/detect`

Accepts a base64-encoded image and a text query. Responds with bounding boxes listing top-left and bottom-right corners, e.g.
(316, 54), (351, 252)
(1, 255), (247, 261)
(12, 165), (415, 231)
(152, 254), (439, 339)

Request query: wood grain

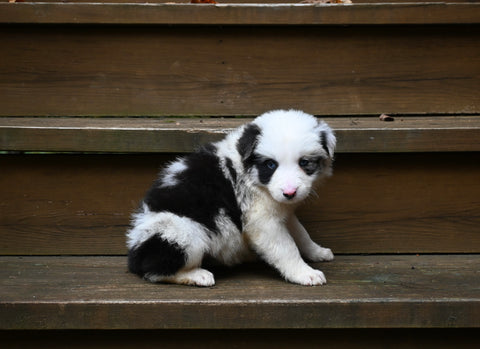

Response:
(1, 153), (478, 255)
(1, 116), (480, 153)
(1, 24), (479, 116)
(1, 255), (479, 329)
(9, 0), (477, 3)
(1, 3), (479, 25)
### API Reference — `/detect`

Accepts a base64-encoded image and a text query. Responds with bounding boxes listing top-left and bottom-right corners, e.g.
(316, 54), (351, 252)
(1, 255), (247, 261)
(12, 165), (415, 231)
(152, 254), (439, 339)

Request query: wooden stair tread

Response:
(1, 3), (479, 25)
(1, 116), (479, 153)
(1, 255), (479, 329)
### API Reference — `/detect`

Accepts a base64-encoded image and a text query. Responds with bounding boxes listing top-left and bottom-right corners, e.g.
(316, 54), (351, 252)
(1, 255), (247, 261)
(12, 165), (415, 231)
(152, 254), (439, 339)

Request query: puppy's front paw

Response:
(306, 246), (334, 262)
(316, 247), (334, 261)
(287, 267), (327, 286)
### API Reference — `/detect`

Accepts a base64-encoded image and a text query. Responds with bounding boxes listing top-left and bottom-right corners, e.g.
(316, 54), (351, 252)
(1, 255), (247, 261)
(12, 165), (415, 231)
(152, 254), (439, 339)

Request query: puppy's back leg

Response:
(128, 234), (187, 279)
(128, 213), (214, 287)
(147, 268), (215, 287)
(141, 235), (214, 287)
(130, 236), (215, 287)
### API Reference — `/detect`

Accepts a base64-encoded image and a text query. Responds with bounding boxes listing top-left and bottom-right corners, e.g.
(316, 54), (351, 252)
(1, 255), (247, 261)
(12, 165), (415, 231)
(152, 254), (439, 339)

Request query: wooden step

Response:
(1, 116), (479, 255)
(2, 2), (479, 25)
(1, 114), (479, 255)
(1, 3), (479, 117)
(1, 116), (479, 153)
(1, 255), (479, 329)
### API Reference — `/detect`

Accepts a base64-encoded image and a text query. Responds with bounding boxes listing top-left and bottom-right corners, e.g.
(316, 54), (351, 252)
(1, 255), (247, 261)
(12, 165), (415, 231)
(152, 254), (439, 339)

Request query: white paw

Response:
(288, 267), (327, 286)
(305, 246), (334, 262)
(150, 268), (216, 287)
(317, 247), (334, 261)
(179, 268), (215, 287)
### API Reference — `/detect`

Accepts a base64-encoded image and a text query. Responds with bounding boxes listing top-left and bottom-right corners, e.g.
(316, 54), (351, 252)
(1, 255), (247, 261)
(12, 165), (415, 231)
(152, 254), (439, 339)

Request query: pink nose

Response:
(283, 189), (297, 200)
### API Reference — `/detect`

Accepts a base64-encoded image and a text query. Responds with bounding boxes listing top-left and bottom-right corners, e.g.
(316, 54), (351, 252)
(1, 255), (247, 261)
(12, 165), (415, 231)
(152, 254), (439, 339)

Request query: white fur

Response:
(159, 159), (188, 188)
(146, 268), (215, 287)
(211, 209), (254, 266)
(127, 110), (336, 286)
(127, 206), (210, 264)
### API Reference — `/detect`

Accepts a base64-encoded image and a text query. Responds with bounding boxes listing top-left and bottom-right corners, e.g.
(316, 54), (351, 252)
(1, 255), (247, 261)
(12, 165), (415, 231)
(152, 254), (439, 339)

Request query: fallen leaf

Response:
(300, 0), (352, 4)
(379, 114), (395, 122)
(191, 0), (217, 3)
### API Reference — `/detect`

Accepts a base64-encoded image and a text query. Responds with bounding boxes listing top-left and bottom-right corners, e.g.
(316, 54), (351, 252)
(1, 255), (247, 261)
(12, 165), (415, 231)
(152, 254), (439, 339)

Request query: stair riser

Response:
(1, 153), (478, 255)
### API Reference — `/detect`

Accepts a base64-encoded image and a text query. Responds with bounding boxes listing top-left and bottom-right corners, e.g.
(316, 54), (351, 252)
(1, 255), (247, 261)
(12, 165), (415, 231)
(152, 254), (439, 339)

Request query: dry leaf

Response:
(191, 0), (217, 3)
(379, 114), (395, 122)
(300, 0), (352, 4)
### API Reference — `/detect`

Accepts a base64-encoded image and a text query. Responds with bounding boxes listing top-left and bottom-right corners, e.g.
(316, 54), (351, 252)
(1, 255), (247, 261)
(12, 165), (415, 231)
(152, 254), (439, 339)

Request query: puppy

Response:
(127, 110), (336, 286)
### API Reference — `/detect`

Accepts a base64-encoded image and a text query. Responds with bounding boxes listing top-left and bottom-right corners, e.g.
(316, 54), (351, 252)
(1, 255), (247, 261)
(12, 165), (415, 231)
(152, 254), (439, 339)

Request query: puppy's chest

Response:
(238, 184), (288, 222)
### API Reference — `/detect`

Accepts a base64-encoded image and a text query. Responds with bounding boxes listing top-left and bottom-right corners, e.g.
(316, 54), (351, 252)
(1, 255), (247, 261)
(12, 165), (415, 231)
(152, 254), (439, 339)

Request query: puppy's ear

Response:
(318, 124), (336, 159)
(237, 123), (261, 160)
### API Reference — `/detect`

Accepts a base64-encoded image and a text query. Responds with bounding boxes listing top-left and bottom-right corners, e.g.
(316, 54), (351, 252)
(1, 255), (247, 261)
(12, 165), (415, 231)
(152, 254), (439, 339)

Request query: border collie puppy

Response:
(127, 110), (336, 286)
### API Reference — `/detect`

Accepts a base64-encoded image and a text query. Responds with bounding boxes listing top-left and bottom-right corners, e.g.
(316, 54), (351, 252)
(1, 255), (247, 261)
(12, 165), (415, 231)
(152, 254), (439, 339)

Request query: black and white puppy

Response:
(127, 110), (336, 286)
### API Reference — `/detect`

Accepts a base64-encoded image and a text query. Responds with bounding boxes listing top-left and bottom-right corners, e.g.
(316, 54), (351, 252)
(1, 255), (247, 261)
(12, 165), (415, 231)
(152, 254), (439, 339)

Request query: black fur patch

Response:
(237, 124), (261, 161)
(252, 156), (278, 185)
(128, 235), (186, 277)
(299, 157), (322, 176)
(201, 142), (217, 154)
(144, 145), (243, 234)
(237, 123), (280, 185)
(320, 131), (330, 158)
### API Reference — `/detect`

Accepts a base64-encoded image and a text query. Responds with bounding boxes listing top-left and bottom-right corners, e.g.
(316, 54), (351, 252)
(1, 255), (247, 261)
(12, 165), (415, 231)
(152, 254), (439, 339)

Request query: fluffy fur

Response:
(127, 110), (336, 286)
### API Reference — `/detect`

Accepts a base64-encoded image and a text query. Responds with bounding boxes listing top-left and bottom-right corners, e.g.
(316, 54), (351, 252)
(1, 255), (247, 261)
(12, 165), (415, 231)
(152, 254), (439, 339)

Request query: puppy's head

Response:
(237, 110), (336, 204)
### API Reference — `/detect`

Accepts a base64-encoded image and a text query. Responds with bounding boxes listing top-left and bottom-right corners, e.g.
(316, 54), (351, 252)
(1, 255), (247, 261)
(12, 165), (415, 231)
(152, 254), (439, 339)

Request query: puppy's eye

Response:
(299, 159), (310, 168)
(299, 157), (321, 175)
(264, 159), (278, 171)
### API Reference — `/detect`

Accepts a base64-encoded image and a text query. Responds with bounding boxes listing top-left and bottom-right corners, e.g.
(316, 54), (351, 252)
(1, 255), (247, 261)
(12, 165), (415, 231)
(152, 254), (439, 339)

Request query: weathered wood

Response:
(1, 116), (479, 153)
(2, 328), (479, 349)
(1, 3), (479, 25)
(11, 0), (477, 3)
(1, 153), (479, 255)
(1, 25), (479, 116)
(1, 255), (479, 329)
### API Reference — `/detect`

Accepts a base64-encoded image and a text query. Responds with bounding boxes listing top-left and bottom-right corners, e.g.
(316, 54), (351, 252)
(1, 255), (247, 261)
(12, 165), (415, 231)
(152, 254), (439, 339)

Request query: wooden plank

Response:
(11, 0), (477, 3)
(0, 255), (479, 329)
(1, 153), (479, 255)
(1, 25), (479, 116)
(1, 116), (480, 153)
(1, 3), (480, 25)
(2, 329), (479, 349)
